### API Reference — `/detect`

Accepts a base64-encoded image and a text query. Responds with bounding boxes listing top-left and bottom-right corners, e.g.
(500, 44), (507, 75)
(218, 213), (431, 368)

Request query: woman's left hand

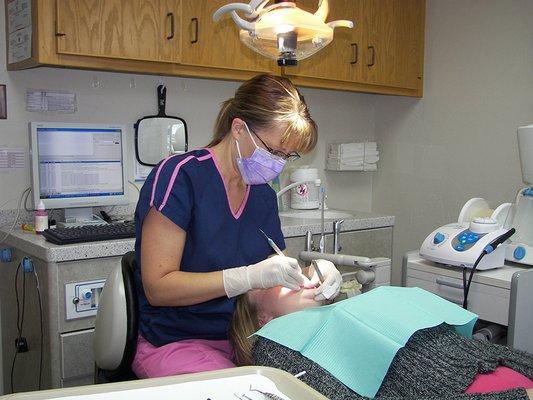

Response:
(310, 259), (342, 301)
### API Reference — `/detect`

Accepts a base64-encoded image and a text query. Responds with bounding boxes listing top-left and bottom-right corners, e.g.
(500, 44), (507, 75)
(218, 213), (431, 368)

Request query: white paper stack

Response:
(327, 142), (379, 171)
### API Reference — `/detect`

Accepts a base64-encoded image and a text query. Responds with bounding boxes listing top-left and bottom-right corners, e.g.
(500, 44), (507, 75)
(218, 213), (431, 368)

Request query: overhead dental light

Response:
(213, 0), (353, 66)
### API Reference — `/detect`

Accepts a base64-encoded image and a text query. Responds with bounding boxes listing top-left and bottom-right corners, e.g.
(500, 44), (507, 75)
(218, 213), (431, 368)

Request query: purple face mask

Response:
(235, 123), (286, 185)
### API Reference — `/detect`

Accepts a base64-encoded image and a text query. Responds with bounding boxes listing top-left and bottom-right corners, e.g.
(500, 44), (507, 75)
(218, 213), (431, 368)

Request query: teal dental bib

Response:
(255, 286), (478, 398)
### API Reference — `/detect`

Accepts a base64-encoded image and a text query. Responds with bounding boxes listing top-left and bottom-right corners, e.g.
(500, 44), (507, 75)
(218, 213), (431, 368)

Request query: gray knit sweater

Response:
(252, 324), (533, 400)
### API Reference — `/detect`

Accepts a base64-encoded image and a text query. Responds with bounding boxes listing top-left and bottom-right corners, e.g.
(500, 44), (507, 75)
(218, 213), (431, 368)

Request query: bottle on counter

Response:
(34, 200), (49, 234)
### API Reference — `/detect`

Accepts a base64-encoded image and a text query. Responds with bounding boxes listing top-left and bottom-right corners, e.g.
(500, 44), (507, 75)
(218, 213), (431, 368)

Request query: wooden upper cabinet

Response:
(180, 0), (276, 73)
(361, 0), (424, 89)
(6, 0), (425, 96)
(283, 0), (361, 83)
(285, 0), (425, 95)
(56, 0), (180, 63)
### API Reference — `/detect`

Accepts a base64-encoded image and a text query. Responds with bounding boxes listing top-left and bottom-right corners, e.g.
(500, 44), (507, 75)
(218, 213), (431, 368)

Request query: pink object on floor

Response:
(465, 366), (533, 394)
(132, 334), (235, 378)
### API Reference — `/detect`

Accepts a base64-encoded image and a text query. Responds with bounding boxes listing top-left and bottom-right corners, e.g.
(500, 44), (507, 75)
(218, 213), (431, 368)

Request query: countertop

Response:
(1, 211), (394, 263)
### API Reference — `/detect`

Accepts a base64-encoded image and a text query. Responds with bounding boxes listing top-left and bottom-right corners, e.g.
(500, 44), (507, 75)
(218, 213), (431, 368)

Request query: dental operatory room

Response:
(1, 0), (533, 399)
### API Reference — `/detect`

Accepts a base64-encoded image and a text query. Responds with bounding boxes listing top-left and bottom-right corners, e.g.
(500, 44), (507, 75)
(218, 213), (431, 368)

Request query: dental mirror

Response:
(134, 85), (188, 166)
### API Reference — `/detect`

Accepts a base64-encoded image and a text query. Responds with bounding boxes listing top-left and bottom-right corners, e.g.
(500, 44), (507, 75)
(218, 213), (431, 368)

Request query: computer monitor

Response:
(29, 122), (129, 225)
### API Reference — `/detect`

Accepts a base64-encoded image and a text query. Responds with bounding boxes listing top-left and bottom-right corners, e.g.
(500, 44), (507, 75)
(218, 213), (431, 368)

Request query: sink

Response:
(279, 209), (354, 219)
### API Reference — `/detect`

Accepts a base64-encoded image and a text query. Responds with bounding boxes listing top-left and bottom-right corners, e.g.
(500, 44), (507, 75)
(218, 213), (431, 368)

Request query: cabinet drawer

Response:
(60, 329), (94, 380)
(406, 268), (510, 325)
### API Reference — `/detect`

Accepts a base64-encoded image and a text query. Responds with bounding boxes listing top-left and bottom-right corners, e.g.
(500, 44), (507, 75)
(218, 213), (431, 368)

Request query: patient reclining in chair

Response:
(230, 281), (533, 400)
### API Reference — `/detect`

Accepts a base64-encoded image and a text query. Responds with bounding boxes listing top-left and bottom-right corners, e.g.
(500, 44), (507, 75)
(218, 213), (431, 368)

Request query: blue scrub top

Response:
(134, 148), (285, 347)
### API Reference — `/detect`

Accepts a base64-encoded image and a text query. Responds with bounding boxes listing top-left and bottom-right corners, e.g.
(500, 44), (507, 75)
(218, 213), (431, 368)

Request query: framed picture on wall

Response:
(0, 85), (6, 119)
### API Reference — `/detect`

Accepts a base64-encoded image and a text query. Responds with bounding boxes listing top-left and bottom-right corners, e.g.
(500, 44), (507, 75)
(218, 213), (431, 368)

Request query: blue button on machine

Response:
(455, 244), (465, 252)
(466, 235), (479, 244)
(84, 292), (92, 300)
(433, 232), (446, 244)
(514, 246), (526, 260)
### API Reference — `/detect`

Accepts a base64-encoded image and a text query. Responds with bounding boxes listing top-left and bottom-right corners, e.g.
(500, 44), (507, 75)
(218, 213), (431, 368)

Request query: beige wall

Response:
(373, 0), (533, 284)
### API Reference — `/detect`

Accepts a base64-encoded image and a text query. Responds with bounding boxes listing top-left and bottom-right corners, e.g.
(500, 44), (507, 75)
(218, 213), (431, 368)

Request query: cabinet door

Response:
(56, 0), (180, 63)
(361, 0), (424, 89)
(180, 0), (276, 72)
(284, 0), (361, 83)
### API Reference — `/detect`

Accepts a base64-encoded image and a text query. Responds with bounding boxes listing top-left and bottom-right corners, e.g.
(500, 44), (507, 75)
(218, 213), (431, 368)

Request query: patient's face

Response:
(249, 276), (324, 325)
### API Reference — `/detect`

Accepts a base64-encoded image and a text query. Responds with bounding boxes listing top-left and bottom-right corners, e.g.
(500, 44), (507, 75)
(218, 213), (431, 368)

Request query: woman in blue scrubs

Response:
(131, 74), (342, 378)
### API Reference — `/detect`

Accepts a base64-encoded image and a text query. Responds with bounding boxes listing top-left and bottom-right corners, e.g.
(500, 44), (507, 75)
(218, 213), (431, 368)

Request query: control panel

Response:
(65, 279), (106, 320)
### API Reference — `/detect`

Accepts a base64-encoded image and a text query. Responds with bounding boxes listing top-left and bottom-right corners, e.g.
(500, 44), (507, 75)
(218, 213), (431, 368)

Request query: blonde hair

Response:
(229, 294), (260, 366)
(209, 74), (318, 154)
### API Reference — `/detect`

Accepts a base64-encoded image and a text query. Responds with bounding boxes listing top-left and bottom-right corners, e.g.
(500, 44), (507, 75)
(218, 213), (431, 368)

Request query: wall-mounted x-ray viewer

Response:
(134, 85), (188, 167)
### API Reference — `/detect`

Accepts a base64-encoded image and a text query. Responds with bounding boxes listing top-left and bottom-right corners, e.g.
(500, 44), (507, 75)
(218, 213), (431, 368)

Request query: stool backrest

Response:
(94, 251), (138, 379)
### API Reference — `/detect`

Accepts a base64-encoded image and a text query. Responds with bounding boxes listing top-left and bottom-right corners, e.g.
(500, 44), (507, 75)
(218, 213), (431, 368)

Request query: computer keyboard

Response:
(42, 222), (136, 245)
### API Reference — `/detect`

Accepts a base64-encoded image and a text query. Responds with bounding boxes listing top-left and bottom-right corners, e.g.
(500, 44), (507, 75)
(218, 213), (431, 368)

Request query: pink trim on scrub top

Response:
(132, 334), (235, 378)
(158, 155), (196, 211)
(150, 154), (181, 207)
(151, 152), (213, 210)
(203, 148), (250, 220)
(465, 366), (533, 394)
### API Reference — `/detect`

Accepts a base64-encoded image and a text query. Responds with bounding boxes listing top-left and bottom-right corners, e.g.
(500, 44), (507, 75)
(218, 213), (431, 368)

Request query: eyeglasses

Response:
(252, 131), (301, 162)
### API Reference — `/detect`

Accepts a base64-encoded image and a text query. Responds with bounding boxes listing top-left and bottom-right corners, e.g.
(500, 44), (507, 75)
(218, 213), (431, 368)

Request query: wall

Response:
(0, 5), (375, 217)
(373, 0), (533, 284)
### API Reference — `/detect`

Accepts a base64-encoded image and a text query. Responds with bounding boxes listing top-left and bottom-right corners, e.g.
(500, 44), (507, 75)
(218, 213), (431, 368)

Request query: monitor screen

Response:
(30, 123), (128, 210)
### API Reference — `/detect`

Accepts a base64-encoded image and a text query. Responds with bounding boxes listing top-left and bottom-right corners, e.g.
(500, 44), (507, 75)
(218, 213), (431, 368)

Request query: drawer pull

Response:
(441, 295), (463, 305)
(436, 278), (464, 290)
(191, 17), (199, 44)
(166, 13), (175, 40)
(350, 43), (358, 64)
(367, 45), (376, 67)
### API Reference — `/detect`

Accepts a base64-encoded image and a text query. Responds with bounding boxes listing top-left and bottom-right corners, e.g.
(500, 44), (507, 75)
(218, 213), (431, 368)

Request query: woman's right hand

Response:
(223, 255), (305, 298)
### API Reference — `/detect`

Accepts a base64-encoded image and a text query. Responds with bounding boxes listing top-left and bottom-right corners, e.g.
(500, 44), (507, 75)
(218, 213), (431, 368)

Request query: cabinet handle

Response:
(190, 17), (199, 44)
(350, 43), (358, 64)
(435, 277), (464, 289)
(166, 13), (175, 40)
(441, 295), (463, 305)
(55, 18), (65, 37)
(367, 45), (376, 67)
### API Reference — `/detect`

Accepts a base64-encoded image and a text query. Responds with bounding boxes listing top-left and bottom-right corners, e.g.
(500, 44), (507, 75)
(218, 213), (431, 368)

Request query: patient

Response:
(230, 285), (533, 400)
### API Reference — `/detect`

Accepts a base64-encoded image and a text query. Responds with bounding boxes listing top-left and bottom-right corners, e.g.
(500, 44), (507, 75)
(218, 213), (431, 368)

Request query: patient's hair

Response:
(229, 294), (259, 366)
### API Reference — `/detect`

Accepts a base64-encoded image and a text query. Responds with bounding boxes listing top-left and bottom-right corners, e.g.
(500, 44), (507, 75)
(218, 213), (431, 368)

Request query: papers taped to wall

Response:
(26, 90), (77, 113)
(7, 0), (32, 63)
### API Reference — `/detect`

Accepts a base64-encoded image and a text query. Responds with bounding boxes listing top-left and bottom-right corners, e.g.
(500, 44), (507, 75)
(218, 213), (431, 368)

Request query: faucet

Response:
(276, 178), (321, 198)
(333, 219), (344, 254)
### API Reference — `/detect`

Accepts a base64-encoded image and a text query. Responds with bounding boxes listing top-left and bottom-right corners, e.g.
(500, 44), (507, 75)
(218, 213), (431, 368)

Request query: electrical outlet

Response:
(14, 337), (28, 353)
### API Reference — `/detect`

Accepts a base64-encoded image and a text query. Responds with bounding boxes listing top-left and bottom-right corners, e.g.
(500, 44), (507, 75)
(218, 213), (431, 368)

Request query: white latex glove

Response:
(223, 255), (305, 298)
(312, 259), (342, 301)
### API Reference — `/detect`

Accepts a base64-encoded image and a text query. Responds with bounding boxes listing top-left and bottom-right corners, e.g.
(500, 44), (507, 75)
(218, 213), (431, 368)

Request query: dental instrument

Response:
(311, 260), (325, 284)
(259, 229), (284, 257)
(333, 219), (344, 254)
(319, 187), (326, 253)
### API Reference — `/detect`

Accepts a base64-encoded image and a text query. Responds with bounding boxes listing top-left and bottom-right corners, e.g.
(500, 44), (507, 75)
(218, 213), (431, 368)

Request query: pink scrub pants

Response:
(132, 334), (235, 378)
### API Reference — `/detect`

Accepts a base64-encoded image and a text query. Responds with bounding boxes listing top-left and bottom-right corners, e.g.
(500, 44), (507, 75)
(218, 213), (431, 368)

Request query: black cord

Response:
(33, 270), (43, 390)
(23, 188), (34, 213)
(462, 267), (467, 305)
(10, 262), (43, 392)
(11, 262), (26, 393)
(462, 251), (486, 309)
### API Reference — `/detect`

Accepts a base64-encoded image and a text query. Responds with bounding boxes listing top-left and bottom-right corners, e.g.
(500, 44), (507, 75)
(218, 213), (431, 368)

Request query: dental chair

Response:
(94, 251), (139, 383)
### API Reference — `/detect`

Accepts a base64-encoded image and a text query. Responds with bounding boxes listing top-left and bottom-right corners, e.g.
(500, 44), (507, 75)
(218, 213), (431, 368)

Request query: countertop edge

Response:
(2, 214), (395, 263)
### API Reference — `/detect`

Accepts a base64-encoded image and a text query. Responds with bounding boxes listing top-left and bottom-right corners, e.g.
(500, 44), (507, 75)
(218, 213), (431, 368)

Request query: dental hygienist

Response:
(131, 74), (342, 378)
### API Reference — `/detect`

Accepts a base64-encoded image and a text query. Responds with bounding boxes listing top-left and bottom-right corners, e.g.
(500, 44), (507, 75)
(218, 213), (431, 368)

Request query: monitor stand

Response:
(58, 207), (107, 228)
